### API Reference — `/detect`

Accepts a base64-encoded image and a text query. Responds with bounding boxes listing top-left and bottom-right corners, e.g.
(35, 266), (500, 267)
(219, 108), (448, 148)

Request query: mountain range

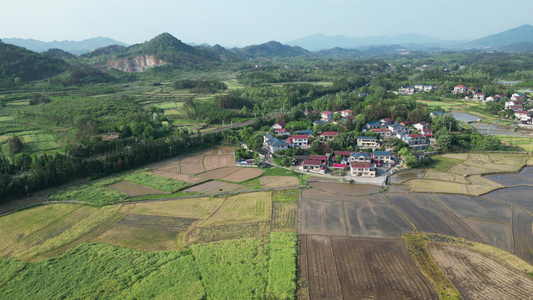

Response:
(1, 37), (128, 55)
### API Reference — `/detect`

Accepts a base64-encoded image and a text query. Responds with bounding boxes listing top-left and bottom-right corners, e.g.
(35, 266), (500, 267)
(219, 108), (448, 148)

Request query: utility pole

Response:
(25, 185), (29, 198)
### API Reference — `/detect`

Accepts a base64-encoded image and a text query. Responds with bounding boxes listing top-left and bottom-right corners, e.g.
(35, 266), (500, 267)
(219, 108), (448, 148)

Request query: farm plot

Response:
(94, 224), (181, 251)
(118, 214), (197, 230)
(151, 170), (206, 184)
(309, 181), (381, 195)
(302, 235), (438, 300)
(424, 169), (469, 183)
(272, 201), (298, 232)
(386, 194), (466, 238)
(464, 219), (513, 252)
(124, 171), (190, 193)
(128, 197), (222, 219)
(187, 222), (271, 244)
(202, 154), (235, 171)
(196, 167), (239, 179)
(484, 166), (533, 186)
(405, 179), (465, 194)
(222, 168), (264, 182)
(483, 186), (533, 212)
(300, 199), (346, 236)
(200, 192), (271, 227)
(432, 193), (511, 224)
(259, 176), (300, 188)
(389, 169), (425, 184)
(429, 243), (533, 299)
(343, 201), (413, 238)
(512, 207), (533, 264)
(107, 181), (168, 197)
(183, 181), (247, 194)
(410, 194), (485, 243)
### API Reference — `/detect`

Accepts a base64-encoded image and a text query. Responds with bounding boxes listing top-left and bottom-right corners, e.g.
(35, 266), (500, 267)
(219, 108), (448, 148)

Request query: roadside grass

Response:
(403, 233), (461, 300)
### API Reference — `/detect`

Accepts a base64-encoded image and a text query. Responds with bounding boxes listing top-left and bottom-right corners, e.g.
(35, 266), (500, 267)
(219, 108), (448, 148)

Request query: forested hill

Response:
(236, 41), (310, 58)
(0, 42), (68, 85)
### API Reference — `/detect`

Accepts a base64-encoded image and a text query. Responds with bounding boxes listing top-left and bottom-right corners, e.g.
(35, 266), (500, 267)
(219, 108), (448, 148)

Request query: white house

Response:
(321, 111), (333, 122)
(320, 131), (339, 141)
(357, 136), (379, 148)
(514, 111), (532, 123)
(453, 85), (468, 94)
(371, 128), (393, 138)
(350, 162), (376, 177)
(414, 121), (430, 132)
(473, 92), (486, 101)
(289, 135), (309, 147)
(402, 134), (430, 149)
(373, 151), (393, 164)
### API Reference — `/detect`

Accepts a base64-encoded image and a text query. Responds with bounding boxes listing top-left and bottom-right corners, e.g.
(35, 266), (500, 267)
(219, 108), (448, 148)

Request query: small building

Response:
(272, 122), (286, 131)
(320, 131), (339, 141)
(373, 151), (393, 164)
(300, 160), (325, 174)
(313, 120), (328, 126)
(321, 111), (333, 122)
(414, 121), (430, 132)
(357, 136), (379, 148)
(309, 155), (327, 163)
(264, 133), (288, 153)
(371, 128), (393, 139)
(340, 109), (353, 117)
(333, 151), (353, 159)
(350, 162), (376, 177)
(349, 152), (372, 163)
(505, 100), (523, 111)
(514, 111), (532, 123)
(473, 92), (486, 101)
(388, 123), (409, 134)
(288, 135), (309, 147)
(399, 85), (416, 95)
(379, 118), (393, 126)
(453, 85), (468, 94)
(430, 111), (444, 118)
(296, 129), (313, 136)
(402, 134), (430, 149)
(365, 121), (382, 130)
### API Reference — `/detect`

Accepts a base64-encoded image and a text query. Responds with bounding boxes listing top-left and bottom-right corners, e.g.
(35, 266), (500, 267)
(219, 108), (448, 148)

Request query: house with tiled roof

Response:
(349, 152), (372, 163)
(505, 100), (523, 111)
(373, 151), (393, 164)
(350, 162), (376, 177)
(371, 128), (393, 139)
(357, 136), (379, 148)
(296, 129), (313, 136)
(320, 131), (339, 141)
(300, 159), (325, 174)
(365, 121), (381, 130)
(453, 85), (468, 94)
(401, 134), (430, 149)
(288, 135), (309, 147)
(414, 121), (430, 132)
(514, 111), (532, 123)
(473, 92), (486, 101)
(321, 111), (333, 122)
(263, 133), (288, 153)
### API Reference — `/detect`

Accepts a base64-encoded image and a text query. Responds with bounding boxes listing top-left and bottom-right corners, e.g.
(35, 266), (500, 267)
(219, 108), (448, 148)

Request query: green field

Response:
(0, 232), (297, 299)
(123, 171), (190, 193)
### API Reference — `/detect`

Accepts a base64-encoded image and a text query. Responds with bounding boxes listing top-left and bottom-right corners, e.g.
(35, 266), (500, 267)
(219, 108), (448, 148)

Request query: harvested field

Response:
(512, 207), (533, 264)
(151, 170), (205, 184)
(441, 153), (469, 160)
(259, 176), (300, 188)
(309, 182), (381, 195)
(302, 188), (384, 202)
(302, 235), (438, 300)
(196, 167), (239, 179)
(186, 221), (271, 244)
(389, 169), (425, 184)
(429, 243), (533, 299)
(128, 197), (222, 219)
(118, 214), (197, 230)
(464, 219), (513, 252)
(424, 169), (469, 183)
(386, 194), (465, 238)
(343, 201), (413, 238)
(405, 179), (465, 194)
(447, 163), (491, 175)
(433, 194), (511, 224)
(94, 224), (180, 251)
(202, 154), (235, 171)
(179, 163), (205, 174)
(483, 186), (533, 212)
(301, 199), (346, 235)
(484, 166), (533, 186)
(222, 168), (264, 182)
(272, 201), (298, 232)
(183, 181), (246, 194)
(107, 181), (168, 197)
(200, 192), (271, 227)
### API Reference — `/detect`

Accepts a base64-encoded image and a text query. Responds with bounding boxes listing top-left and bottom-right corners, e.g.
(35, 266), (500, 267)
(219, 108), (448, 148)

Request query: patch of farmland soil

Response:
(482, 186), (533, 212)
(432, 193), (511, 224)
(309, 182), (381, 195)
(305, 235), (342, 300)
(483, 166), (533, 186)
(330, 236), (438, 300)
(512, 207), (533, 264)
(430, 243), (533, 299)
(464, 219), (513, 252)
(300, 199), (346, 235)
(343, 201), (412, 238)
(389, 169), (425, 184)
(107, 181), (168, 197)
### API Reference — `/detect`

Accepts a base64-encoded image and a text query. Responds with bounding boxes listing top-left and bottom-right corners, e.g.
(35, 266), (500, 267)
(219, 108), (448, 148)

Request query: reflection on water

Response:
(470, 123), (533, 137)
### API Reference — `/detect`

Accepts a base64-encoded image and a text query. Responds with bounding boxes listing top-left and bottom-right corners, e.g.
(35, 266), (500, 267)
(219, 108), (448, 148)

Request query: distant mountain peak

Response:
(462, 24), (533, 49)
(0, 37), (127, 55)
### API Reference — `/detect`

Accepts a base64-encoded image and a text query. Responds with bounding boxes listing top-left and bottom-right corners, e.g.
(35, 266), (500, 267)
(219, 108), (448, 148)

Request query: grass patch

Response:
(124, 171), (190, 193)
(403, 233), (461, 300)
(201, 192), (272, 227)
(427, 155), (463, 172)
(48, 177), (127, 205)
(127, 197), (223, 219)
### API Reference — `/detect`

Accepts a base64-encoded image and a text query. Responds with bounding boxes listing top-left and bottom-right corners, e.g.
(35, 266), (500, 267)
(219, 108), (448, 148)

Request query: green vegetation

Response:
(427, 155), (462, 172)
(266, 232), (298, 300)
(123, 171), (190, 193)
(403, 233), (461, 300)
(48, 177), (127, 205)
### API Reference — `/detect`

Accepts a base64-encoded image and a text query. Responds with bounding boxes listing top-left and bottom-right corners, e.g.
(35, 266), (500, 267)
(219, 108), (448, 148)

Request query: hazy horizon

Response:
(2, 0), (532, 47)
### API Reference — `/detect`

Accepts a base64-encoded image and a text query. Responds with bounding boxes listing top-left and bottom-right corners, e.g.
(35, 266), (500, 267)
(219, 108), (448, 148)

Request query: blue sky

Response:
(2, 0), (532, 46)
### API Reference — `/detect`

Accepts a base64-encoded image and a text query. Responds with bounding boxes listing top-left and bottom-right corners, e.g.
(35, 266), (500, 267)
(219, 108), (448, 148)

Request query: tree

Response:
(404, 153), (419, 168)
(246, 133), (263, 151)
(8, 136), (22, 154)
(14, 153), (32, 171)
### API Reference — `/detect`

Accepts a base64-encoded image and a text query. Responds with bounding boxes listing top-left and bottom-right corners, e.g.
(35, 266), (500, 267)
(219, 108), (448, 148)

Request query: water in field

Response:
(451, 111), (479, 122)
(470, 123), (533, 137)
